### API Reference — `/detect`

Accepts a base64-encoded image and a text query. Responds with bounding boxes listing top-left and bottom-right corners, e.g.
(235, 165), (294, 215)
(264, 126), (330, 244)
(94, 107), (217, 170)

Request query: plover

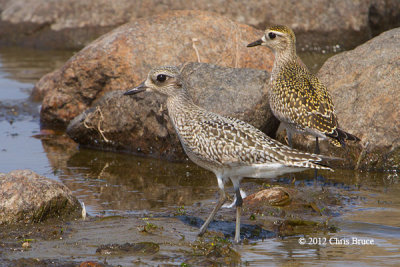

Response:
(248, 25), (360, 154)
(124, 66), (332, 243)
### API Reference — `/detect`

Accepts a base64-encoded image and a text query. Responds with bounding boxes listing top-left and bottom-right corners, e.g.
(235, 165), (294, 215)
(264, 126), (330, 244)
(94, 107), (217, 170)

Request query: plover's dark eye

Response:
(156, 74), (167, 82)
(268, 32), (276, 39)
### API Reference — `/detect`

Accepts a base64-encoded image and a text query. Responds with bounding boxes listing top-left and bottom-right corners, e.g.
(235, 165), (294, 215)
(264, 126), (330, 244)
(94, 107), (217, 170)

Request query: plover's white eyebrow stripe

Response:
(271, 31), (284, 36)
(263, 31), (284, 41)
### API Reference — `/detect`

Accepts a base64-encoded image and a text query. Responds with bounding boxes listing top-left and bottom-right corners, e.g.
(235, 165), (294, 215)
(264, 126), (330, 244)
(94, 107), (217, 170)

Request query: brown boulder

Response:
(36, 10), (273, 128)
(0, 170), (82, 225)
(66, 62), (276, 160)
(31, 69), (61, 101)
(318, 27), (400, 171)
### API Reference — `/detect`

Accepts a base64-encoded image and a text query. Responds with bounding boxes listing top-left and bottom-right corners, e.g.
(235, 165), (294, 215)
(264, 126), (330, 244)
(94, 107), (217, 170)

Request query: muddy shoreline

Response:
(2, 169), (399, 266)
(0, 175), (355, 266)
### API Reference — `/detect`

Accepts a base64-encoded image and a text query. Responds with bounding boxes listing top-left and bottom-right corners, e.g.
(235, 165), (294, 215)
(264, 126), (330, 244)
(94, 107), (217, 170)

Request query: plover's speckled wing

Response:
(272, 64), (338, 137)
(172, 106), (331, 171)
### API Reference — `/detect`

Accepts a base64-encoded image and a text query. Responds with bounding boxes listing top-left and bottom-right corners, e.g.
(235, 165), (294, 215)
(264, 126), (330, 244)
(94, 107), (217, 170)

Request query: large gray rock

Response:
(287, 28), (399, 171)
(0, 170), (82, 225)
(1, 0), (399, 50)
(36, 10), (274, 128)
(66, 62), (276, 161)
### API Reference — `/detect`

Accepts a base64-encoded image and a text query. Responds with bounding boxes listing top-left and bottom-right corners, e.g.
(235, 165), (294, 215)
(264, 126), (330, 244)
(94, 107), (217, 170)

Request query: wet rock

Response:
(31, 69), (61, 101)
(0, 170), (82, 225)
(317, 27), (400, 171)
(66, 62), (276, 160)
(245, 187), (292, 207)
(36, 10), (273, 128)
(1, 0), (399, 50)
(96, 242), (160, 255)
(66, 90), (179, 159)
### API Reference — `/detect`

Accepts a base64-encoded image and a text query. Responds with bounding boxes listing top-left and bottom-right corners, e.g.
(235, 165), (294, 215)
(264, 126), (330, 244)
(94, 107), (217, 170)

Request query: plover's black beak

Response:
(124, 82), (147, 95)
(247, 39), (263, 47)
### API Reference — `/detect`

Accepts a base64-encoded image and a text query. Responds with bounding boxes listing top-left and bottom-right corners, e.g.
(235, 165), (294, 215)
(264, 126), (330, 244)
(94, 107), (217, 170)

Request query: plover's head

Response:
(247, 25), (296, 54)
(124, 66), (183, 97)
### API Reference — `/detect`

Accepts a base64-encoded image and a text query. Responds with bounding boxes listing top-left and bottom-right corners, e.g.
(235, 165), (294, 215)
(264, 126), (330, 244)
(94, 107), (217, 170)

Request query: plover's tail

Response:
(326, 128), (360, 147)
(276, 146), (335, 172)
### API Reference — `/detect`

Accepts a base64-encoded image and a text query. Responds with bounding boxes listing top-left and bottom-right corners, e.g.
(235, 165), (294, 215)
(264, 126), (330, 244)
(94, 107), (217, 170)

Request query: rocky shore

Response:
(0, 3), (399, 265)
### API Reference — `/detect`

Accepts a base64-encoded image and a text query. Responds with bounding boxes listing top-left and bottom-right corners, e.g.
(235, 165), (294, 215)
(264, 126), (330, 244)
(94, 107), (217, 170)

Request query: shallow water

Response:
(0, 47), (399, 266)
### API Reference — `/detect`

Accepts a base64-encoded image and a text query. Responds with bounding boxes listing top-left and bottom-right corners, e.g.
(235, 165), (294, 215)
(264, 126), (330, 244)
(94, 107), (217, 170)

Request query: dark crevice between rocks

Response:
(368, 4), (400, 39)
(39, 110), (69, 130)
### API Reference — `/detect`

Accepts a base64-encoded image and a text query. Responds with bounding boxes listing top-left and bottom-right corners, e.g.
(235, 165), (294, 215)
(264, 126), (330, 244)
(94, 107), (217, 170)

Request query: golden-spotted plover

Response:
(124, 66), (332, 243)
(248, 25), (360, 154)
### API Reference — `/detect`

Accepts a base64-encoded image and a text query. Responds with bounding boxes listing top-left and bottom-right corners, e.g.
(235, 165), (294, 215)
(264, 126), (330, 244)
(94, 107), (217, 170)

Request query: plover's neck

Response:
(271, 47), (299, 80)
(166, 89), (200, 126)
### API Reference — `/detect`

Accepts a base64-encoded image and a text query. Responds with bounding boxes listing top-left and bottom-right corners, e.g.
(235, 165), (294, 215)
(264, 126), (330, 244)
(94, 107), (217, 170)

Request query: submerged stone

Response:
(96, 242), (160, 255)
(177, 215), (275, 241)
(245, 187), (292, 207)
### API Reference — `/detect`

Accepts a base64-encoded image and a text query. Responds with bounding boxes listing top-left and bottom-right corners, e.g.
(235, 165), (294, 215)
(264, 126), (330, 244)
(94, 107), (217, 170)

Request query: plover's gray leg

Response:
(287, 128), (293, 148)
(198, 188), (227, 236)
(231, 177), (243, 243)
(315, 136), (320, 154)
